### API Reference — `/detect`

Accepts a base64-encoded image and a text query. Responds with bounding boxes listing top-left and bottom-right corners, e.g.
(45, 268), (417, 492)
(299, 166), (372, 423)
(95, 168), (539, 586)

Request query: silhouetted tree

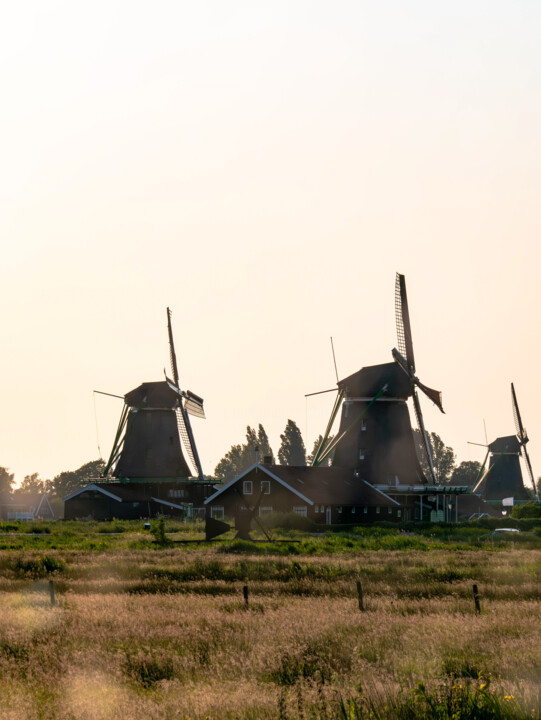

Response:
(48, 459), (105, 499)
(307, 434), (334, 466)
(450, 460), (482, 487)
(413, 430), (456, 483)
(214, 425), (274, 483)
(0, 467), (15, 494)
(278, 420), (306, 466)
(257, 424), (274, 463)
(16, 473), (46, 494)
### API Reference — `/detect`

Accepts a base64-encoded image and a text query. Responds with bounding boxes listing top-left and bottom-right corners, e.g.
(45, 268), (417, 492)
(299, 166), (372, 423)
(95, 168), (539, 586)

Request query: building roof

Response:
(488, 435), (521, 453)
(338, 362), (411, 399)
(124, 381), (180, 409)
(456, 493), (502, 519)
(205, 464), (400, 507)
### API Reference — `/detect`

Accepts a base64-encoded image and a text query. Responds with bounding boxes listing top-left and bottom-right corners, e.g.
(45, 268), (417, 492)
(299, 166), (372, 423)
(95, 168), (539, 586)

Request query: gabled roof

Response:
(205, 464), (314, 506)
(62, 483), (124, 503)
(205, 464), (400, 507)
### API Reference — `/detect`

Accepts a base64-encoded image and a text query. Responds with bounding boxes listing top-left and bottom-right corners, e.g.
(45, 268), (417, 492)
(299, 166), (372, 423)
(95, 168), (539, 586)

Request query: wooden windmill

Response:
(103, 308), (205, 481)
(312, 273), (444, 485)
(472, 383), (538, 504)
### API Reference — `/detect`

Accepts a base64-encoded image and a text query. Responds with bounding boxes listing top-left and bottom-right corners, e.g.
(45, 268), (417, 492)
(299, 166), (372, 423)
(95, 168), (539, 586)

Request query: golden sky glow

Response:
(1, 1), (540, 486)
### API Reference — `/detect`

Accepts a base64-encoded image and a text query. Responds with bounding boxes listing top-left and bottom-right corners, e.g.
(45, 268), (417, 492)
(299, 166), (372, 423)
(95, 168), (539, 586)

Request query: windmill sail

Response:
(167, 308), (205, 479)
(511, 383), (538, 501)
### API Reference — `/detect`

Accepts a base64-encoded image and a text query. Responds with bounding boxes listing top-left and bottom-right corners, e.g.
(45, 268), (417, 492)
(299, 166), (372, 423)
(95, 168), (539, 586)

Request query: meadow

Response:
(0, 519), (539, 719)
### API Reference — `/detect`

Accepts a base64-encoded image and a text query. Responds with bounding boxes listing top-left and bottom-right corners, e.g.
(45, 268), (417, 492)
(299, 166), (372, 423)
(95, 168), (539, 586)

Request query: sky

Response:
(1, 1), (540, 491)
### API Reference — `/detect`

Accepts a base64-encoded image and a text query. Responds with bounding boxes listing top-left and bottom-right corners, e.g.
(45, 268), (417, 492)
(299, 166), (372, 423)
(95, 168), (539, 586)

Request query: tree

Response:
(413, 430), (456, 483)
(214, 425), (274, 483)
(450, 461), (482, 487)
(16, 473), (46, 494)
(0, 467), (15, 494)
(307, 434), (334, 466)
(278, 420), (306, 466)
(48, 459), (105, 499)
(256, 424), (274, 463)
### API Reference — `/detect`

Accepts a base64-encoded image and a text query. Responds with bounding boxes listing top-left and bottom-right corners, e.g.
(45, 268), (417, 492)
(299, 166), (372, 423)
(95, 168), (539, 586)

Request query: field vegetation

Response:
(0, 519), (539, 719)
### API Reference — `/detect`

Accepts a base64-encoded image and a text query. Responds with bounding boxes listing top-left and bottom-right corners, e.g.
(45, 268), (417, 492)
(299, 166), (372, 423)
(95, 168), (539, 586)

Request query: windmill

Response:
(472, 383), (538, 504)
(102, 308), (205, 481)
(311, 273), (444, 485)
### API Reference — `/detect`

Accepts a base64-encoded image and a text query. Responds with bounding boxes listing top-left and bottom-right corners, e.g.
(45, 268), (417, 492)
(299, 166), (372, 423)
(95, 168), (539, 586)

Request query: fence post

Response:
(356, 580), (364, 611)
(472, 583), (481, 614)
(243, 584), (249, 605)
(49, 579), (56, 607)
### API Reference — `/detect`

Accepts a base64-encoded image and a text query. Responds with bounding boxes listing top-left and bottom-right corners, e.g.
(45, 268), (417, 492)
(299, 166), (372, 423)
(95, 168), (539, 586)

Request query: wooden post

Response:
(243, 584), (249, 605)
(356, 580), (364, 611)
(472, 583), (481, 614)
(49, 579), (55, 607)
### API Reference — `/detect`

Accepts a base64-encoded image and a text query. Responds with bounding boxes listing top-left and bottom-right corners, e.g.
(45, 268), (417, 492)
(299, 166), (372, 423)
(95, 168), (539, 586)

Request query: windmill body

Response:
(473, 384), (538, 504)
(331, 362), (427, 485)
(473, 435), (533, 504)
(113, 382), (193, 480)
(103, 309), (206, 483)
(313, 274), (444, 489)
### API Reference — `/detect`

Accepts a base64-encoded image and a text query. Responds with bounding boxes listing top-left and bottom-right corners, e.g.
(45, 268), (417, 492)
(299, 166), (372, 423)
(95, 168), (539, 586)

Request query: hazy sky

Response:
(2, 1), (540, 490)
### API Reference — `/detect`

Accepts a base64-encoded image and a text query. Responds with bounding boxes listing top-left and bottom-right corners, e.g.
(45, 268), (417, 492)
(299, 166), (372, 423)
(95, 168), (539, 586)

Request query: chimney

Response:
(263, 455), (273, 465)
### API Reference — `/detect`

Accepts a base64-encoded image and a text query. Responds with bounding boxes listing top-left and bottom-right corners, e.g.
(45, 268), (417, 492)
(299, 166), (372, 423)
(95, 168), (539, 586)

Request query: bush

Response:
(511, 502), (541, 519)
(13, 555), (66, 578)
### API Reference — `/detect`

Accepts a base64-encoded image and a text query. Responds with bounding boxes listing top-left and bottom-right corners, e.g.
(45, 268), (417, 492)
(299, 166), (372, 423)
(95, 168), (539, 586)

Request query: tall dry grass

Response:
(0, 544), (538, 718)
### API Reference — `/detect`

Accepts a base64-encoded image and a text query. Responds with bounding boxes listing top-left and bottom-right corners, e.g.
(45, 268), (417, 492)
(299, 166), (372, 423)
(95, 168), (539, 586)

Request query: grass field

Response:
(0, 519), (539, 719)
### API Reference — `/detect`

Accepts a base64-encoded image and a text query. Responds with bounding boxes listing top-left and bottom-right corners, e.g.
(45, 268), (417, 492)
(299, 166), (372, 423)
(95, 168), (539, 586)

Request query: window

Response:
(397, 510), (402, 518)
(388, 507), (392, 514)
(359, 448), (365, 460)
(169, 488), (185, 498)
(259, 507), (272, 515)
(344, 404), (349, 418)
(361, 422), (367, 432)
(211, 506), (224, 520)
(260, 480), (270, 495)
(338, 506), (343, 514)
(243, 480), (253, 495)
(351, 506), (356, 514)
(376, 506), (380, 514)
(363, 506), (368, 514)
(314, 505), (319, 513)
(293, 506), (307, 517)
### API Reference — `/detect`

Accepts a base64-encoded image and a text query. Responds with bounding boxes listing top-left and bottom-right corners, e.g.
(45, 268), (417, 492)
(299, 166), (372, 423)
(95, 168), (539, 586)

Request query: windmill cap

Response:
(124, 381), (180, 408)
(338, 362), (411, 398)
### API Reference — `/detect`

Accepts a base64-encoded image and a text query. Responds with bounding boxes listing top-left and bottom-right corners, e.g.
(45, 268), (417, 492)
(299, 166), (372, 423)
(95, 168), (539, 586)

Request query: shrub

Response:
(13, 555), (66, 578)
(151, 517), (172, 547)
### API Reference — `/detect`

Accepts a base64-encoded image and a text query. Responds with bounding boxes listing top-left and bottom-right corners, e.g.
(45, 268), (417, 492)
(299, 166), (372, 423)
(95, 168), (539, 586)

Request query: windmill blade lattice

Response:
(411, 390), (438, 484)
(395, 273), (415, 372)
(175, 407), (198, 476)
(511, 382), (528, 444)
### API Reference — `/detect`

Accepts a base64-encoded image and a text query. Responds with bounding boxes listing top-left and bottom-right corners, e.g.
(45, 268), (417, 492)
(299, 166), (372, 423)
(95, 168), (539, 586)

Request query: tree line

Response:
(213, 421), (484, 485)
(0, 460), (105, 498)
(1, 422), (531, 497)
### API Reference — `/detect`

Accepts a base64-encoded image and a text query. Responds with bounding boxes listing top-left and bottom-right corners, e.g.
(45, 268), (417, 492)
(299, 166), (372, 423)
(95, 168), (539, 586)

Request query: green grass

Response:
(0, 520), (539, 718)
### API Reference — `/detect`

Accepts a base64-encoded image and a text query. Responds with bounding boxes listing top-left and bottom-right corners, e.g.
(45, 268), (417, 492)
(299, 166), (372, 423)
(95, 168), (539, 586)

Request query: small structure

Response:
(63, 481), (213, 520)
(204, 463), (401, 534)
(0, 493), (55, 521)
(472, 384), (537, 506)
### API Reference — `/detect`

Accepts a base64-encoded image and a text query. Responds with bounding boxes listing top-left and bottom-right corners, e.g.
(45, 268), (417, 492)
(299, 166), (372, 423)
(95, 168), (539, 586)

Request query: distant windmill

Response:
(102, 308), (205, 481)
(472, 383), (538, 503)
(311, 273), (444, 485)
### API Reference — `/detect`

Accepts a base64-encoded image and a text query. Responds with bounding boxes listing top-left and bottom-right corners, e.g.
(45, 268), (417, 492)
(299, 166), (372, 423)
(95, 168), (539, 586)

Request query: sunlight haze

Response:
(1, 1), (540, 490)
